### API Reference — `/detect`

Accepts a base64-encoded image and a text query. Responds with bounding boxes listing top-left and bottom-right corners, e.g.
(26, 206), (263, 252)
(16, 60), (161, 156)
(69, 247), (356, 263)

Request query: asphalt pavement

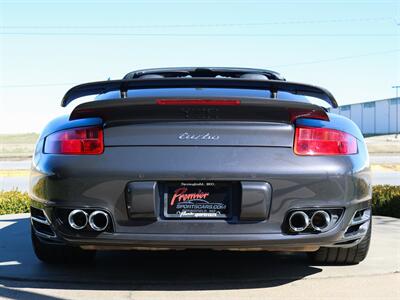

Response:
(0, 214), (399, 299)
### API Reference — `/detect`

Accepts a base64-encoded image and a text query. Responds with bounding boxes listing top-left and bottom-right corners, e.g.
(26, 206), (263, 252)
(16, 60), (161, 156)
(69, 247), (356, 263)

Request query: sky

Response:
(0, 0), (399, 133)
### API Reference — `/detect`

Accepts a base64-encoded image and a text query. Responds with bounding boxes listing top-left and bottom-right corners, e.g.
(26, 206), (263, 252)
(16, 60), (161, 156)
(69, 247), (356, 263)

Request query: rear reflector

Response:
(44, 127), (103, 155)
(294, 126), (357, 156)
(156, 99), (241, 106)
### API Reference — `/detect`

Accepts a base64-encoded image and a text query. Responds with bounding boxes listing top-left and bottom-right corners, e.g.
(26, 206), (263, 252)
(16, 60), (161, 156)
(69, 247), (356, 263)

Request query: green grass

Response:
(0, 133), (39, 144)
(1, 186), (399, 217)
(0, 133), (39, 159)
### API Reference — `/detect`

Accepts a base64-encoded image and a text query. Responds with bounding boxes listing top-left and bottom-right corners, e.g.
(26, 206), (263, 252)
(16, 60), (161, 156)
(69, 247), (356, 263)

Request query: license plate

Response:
(163, 182), (231, 219)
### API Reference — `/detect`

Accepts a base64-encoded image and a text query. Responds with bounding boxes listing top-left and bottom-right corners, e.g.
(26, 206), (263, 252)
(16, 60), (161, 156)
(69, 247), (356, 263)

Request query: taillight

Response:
(156, 99), (241, 106)
(44, 127), (103, 155)
(294, 126), (357, 156)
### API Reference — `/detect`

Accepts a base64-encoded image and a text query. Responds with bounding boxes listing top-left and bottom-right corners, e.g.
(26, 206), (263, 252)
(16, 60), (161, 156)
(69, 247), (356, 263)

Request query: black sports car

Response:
(29, 67), (371, 264)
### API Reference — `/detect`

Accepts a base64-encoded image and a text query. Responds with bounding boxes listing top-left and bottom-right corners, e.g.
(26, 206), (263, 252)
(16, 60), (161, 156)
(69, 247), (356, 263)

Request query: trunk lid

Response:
(104, 121), (294, 147)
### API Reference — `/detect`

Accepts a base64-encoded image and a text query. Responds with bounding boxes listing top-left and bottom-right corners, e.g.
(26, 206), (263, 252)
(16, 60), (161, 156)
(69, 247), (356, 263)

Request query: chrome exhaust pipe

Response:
(288, 211), (310, 232)
(311, 210), (331, 231)
(68, 209), (88, 230)
(89, 211), (109, 232)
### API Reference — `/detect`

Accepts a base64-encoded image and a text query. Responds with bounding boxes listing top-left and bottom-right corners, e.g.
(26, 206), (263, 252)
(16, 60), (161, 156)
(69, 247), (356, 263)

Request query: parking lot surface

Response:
(0, 214), (399, 299)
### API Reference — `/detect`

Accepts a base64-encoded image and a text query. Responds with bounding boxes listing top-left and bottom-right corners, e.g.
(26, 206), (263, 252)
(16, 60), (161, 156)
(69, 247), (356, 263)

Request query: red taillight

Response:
(156, 99), (241, 106)
(44, 127), (103, 155)
(294, 126), (357, 156)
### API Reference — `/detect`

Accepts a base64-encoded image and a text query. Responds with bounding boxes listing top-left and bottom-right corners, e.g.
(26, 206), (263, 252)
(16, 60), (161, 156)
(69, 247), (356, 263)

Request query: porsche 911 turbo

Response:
(29, 67), (371, 264)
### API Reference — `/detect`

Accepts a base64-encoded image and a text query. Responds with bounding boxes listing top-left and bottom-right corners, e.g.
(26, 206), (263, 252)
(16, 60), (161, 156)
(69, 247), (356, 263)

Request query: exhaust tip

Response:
(89, 211), (109, 232)
(311, 210), (331, 231)
(288, 211), (310, 232)
(68, 210), (88, 230)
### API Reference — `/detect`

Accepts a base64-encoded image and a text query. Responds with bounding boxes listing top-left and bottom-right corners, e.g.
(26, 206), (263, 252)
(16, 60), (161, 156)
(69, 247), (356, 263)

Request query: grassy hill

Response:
(0, 133), (39, 159)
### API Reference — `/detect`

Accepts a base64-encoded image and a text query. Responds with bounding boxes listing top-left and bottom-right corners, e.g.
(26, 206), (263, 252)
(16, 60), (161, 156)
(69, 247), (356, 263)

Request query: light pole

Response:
(392, 86), (400, 138)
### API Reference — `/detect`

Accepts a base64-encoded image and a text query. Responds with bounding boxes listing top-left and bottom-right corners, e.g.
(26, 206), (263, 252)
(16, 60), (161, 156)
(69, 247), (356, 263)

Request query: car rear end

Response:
(29, 69), (372, 264)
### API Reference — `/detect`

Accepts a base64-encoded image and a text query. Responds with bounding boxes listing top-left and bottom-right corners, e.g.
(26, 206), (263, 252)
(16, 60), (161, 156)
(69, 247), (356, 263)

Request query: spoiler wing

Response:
(70, 97), (329, 123)
(61, 78), (338, 108)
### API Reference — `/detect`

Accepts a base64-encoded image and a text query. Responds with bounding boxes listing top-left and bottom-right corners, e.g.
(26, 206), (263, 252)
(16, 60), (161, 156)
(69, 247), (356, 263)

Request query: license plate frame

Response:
(163, 182), (232, 219)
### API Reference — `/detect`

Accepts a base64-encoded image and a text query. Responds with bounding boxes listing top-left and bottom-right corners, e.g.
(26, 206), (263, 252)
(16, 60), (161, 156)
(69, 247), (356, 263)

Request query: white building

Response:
(330, 97), (400, 135)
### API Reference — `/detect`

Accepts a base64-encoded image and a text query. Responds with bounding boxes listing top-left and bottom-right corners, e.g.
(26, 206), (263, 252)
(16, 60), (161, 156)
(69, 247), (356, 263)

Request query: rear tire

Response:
(308, 220), (371, 265)
(31, 226), (96, 264)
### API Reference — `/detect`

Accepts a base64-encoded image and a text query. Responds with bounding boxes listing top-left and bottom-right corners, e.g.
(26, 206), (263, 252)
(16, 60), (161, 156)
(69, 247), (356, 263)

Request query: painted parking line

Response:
(0, 221), (16, 230)
(371, 164), (400, 172)
(0, 261), (21, 266)
(0, 170), (30, 177)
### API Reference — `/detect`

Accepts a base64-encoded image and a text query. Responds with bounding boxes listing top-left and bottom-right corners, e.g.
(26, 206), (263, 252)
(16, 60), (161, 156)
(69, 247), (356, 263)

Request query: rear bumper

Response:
(30, 145), (371, 251)
(32, 205), (371, 251)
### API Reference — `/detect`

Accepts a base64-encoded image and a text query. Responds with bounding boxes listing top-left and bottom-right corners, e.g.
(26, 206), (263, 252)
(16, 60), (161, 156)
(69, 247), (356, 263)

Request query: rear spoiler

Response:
(61, 78), (338, 108)
(69, 97), (329, 123)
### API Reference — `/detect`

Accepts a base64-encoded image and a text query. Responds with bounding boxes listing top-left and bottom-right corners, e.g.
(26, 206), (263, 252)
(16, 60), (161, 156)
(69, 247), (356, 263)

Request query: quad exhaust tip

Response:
(311, 210), (331, 231)
(68, 209), (88, 230)
(89, 210), (109, 232)
(288, 211), (310, 232)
